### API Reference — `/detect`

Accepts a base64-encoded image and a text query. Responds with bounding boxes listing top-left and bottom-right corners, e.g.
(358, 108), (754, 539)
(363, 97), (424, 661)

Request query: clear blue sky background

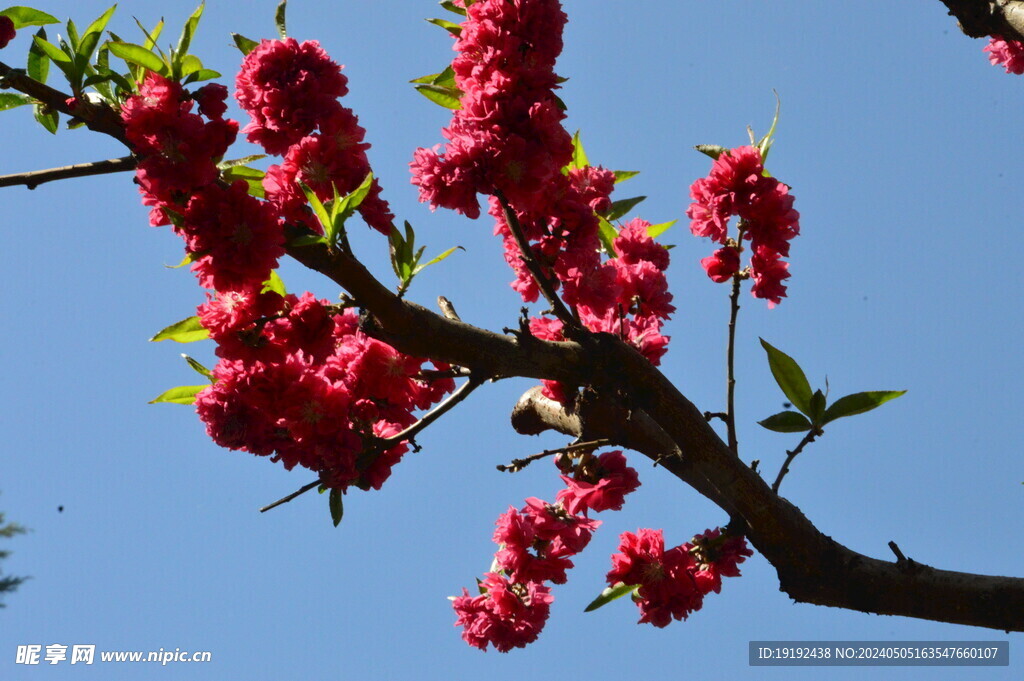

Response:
(2, 1), (1021, 679)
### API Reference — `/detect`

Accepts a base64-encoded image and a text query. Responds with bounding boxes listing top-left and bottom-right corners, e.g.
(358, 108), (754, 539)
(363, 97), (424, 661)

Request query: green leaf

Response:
(334, 172), (374, 225)
(646, 220), (676, 239)
(217, 155), (267, 170)
(222, 165), (266, 198)
(107, 41), (167, 75)
(0, 93), (32, 111)
(150, 315), (210, 343)
(584, 582), (638, 613)
(597, 215), (618, 255)
(822, 390), (906, 426)
(758, 410), (813, 433)
(181, 353), (213, 380)
(149, 384), (207, 405)
(0, 7), (59, 29)
(695, 144), (728, 160)
(426, 17), (461, 36)
(275, 0), (287, 39)
(31, 35), (70, 63)
(176, 2), (205, 62)
(261, 270), (287, 297)
(231, 32), (259, 56)
(757, 90), (781, 163)
(328, 488), (344, 527)
(413, 245), (464, 276)
(431, 65), (456, 87)
(760, 338), (813, 416)
(33, 102), (57, 134)
(287, 233), (325, 247)
(64, 18), (79, 52)
(414, 83), (461, 109)
(163, 251), (196, 269)
(569, 130), (588, 170)
(808, 389), (826, 425)
(299, 182), (333, 238)
(78, 4), (116, 63)
(135, 17), (163, 51)
(178, 54), (203, 76)
(603, 195), (646, 222)
(439, 0), (467, 16)
(182, 68), (219, 84)
(26, 27), (49, 83)
(613, 170), (639, 184)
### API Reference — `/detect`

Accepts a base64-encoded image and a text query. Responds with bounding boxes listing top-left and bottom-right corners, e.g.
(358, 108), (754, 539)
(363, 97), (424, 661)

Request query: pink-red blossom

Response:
(984, 36), (1024, 74)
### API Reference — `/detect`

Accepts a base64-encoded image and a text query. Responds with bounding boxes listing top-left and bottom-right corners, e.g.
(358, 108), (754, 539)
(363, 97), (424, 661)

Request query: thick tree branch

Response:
(939, 0), (1024, 41)
(0, 156), (136, 189)
(7, 65), (1023, 632)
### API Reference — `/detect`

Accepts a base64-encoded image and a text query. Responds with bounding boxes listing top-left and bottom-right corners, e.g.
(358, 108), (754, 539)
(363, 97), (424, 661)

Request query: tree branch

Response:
(0, 156), (136, 189)
(9, 60), (1024, 632)
(938, 0), (1024, 41)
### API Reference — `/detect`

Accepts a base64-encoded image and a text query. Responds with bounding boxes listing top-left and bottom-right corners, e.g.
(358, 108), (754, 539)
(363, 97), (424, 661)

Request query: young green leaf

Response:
(597, 215), (618, 255)
(695, 144), (727, 160)
(431, 65), (456, 88)
(149, 385), (207, 405)
(275, 0), (288, 39)
(439, 0), (467, 16)
(414, 83), (462, 109)
(646, 220), (677, 239)
(181, 354), (213, 381)
(328, 488), (344, 527)
(334, 172), (375, 224)
(808, 389), (826, 425)
(757, 90), (781, 163)
(602, 196), (646, 222)
(78, 4), (116, 63)
(176, 2), (205, 62)
(584, 582), (638, 612)
(107, 41), (168, 75)
(217, 156), (267, 170)
(613, 170), (639, 184)
(182, 68), (220, 84)
(231, 32), (259, 56)
(299, 182), (332, 237)
(570, 130), (588, 170)
(31, 35), (70, 63)
(760, 338), (813, 416)
(758, 410), (813, 433)
(261, 270), (287, 297)
(150, 315), (210, 343)
(26, 27), (50, 83)
(822, 390), (906, 426)
(0, 7), (59, 29)
(0, 93), (32, 111)
(426, 17), (461, 36)
(412, 245), (464, 276)
(33, 102), (58, 134)
(135, 17), (163, 51)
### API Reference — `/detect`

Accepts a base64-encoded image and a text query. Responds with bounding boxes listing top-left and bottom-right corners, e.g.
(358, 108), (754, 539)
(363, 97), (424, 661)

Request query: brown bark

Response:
(940, 0), (1024, 41)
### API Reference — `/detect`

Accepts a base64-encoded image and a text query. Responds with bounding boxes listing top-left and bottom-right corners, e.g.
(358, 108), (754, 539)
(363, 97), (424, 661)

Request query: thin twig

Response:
(0, 156), (137, 189)
(725, 246), (745, 455)
(378, 374), (485, 449)
(771, 428), (821, 493)
(497, 438), (612, 473)
(889, 540), (907, 563)
(493, 190), (579, 330)
(259, 480), (321, 513)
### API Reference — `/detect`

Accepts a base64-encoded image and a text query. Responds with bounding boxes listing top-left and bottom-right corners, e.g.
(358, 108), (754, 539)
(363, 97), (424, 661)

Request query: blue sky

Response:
(1, 1), (1021, 679)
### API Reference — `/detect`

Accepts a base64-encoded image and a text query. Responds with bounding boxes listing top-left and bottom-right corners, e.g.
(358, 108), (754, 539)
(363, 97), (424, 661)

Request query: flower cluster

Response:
(607, 527), (752, 627)
(237, 38), (394, 233)
(454, 449), (640, 652)
(687, 146), (800, 307)
(984, 36), (1024, 74)
(0, 15), (15, 49)
(196, 294), (455, 491)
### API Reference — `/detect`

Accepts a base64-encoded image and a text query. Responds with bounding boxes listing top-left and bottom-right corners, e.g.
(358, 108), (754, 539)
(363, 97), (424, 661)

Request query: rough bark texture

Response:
(3, 48), (1023, 632)
(940, 0), (1024, 41)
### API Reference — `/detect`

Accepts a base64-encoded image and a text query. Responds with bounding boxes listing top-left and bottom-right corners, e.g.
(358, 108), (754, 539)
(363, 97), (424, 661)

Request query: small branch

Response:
(259, 480), (320, 513)
(493, 190), (579, 330)
(704, 411), (728, 423)
(889, 540), (908, 563)
(726, 271), (742, 453)
(377, 374), (485, 449)
(437, 296), (462, 321)
(0, 156), (137, 190)
(497, 438), (612, 473)
(771, 428), (821, 493)
(418, 367), (473, 381)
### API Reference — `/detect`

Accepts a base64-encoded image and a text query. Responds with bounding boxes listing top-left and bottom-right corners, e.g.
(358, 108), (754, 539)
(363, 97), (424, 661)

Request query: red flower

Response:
(0, 17), (17, 49)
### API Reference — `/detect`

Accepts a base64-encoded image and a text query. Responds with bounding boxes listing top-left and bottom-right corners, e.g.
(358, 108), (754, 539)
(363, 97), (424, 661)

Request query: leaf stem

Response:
(0, 156), (137, 189)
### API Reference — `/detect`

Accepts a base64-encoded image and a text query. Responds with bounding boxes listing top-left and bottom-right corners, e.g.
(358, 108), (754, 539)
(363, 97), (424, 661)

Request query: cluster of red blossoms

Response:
(411, 0), (673, 402)
(687, 146), (800, 307)
(607, 527), (752, 627)
(120, 40), (453, 490)
(238, 37), (394, 233)
(454, 450), (641, 652)
(984, 36), (1024, 74)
